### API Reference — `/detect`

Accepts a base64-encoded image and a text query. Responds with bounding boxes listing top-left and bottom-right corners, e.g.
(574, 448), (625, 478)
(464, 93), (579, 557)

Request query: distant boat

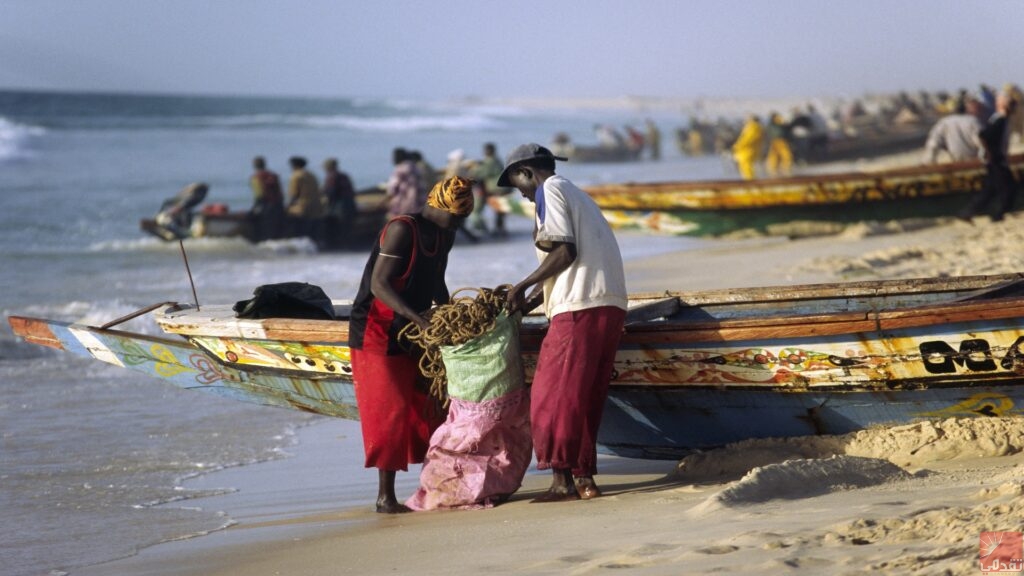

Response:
(550, 132), (644, 164)
(140, 187), (389, 248)
(811, 124), (931, 163)
(11, 272), (1024, 459)
(554, 143), (643, 163)
(583, 154), (1024, 236)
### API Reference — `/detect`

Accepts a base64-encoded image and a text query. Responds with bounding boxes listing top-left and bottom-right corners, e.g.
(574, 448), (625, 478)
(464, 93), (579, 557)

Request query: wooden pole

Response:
(179, 239), (200, 311)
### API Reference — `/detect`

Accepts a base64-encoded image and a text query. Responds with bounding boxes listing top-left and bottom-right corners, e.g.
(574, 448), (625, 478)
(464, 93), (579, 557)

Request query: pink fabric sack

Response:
(406, 388), (532, 510)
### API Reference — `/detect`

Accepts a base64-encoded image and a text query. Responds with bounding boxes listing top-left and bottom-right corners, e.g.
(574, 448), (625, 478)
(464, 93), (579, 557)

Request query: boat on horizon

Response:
(11, 273), (1024, 459)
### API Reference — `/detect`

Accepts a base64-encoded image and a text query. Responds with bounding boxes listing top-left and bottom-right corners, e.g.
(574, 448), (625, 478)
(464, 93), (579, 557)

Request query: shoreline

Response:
(75, 211), (1024, 576)
(73, 418), (678, 576)
(71, 147), (1024, 575)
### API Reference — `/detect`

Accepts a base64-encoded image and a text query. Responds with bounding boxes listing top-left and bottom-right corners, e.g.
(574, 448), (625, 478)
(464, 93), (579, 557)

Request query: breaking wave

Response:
(0, 116), (45, 161)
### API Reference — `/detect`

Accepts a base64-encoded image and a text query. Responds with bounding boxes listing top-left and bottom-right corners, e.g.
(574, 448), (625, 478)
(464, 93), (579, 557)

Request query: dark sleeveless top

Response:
(348, 214), (453, 355)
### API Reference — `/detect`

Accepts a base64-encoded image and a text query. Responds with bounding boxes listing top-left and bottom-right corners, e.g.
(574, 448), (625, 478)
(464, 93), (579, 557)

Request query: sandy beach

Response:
(73, 214), (1024, 575)
(72, 150), (1024, 576)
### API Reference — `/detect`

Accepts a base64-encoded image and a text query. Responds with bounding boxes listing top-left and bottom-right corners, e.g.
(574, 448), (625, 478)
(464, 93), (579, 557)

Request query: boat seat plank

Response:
(625, 297), (680, 325)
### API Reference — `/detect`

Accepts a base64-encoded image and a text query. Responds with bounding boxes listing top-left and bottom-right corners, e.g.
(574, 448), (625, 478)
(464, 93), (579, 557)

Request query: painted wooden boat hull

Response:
(11, 273), (1024, 459)
(584, 154), (1024, 236)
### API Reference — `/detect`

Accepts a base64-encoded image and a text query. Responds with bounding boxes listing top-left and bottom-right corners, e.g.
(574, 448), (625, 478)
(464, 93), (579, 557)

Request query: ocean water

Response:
(0, 90), (729, 576)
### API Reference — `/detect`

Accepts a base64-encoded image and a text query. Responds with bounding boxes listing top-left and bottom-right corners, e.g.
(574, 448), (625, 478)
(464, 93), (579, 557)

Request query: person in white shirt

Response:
(923, 97), (984, 164)
(500, 143), (628, 502)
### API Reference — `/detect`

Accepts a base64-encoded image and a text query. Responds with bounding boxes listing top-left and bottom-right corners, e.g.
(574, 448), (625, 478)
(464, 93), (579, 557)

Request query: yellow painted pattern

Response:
(152, 343), (194, 377)
(193, 336), (353, 375)
(916, 392), (1023, 419)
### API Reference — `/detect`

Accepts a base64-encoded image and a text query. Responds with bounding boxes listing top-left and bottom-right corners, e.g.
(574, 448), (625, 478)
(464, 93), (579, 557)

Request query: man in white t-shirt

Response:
(499, 143), (628, 503)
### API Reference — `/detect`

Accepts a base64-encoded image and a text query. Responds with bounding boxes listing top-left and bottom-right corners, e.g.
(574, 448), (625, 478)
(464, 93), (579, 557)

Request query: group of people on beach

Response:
(244, 143), (517, 250)
(385, 142), (514, 242)
(722, 97), (930, 180)
(923, 83), (1024, 166)
(678, 104), (830, 170)
(247, 155), (357, 249)
(550, 119), (663, 163)
(676, 86), (1024, 182)
(348, 142), (627, 512)
(943, 84), (1024, 223)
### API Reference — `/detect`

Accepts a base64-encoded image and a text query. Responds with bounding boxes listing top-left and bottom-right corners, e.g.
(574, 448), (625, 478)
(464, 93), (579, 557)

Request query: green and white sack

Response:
(440, 312), (524, 403)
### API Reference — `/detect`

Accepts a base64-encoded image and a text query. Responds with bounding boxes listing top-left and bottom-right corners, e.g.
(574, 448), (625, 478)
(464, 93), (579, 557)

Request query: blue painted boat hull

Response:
(600, 385), (1024, 459)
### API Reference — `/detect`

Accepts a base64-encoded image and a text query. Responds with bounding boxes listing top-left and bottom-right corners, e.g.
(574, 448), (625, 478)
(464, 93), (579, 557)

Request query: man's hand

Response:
(506, 283), (528, 315)
(507, 283), (544, 315)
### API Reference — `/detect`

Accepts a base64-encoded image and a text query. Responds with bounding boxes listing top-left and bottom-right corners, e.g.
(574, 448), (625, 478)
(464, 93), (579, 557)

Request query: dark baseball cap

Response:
(496, 143), (568, 187)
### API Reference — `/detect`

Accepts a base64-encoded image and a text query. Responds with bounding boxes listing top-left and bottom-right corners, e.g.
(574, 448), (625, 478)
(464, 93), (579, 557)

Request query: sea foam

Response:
(0, 116), (45, 161)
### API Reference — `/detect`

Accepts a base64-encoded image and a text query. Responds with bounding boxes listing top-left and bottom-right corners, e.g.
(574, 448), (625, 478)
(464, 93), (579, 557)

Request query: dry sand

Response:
(77, 156), (1024, 576)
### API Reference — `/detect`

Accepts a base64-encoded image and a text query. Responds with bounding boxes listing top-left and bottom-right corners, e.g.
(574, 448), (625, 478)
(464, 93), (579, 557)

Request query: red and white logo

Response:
(980, 531), (1023, 573)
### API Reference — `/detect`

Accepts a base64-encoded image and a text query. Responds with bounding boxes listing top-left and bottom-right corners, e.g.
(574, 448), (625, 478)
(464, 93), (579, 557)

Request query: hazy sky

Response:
(3, 0), (1024, 101)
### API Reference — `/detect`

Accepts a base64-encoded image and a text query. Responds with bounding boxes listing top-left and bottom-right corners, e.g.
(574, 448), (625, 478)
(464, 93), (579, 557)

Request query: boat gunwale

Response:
(582, 154), (1022, 195)
(149, 273), (1024, 344)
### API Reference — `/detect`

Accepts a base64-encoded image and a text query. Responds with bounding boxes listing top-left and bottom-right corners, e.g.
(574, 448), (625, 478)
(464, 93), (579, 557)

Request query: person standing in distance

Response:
(960, 91), (1020, 222)
(248, 156), (285, 241)
(500, 143), (628, 502)
(348, 176), (476, 513)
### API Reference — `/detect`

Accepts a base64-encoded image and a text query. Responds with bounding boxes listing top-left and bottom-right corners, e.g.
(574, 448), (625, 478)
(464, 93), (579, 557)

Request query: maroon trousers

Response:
(530, 306), (625, 476)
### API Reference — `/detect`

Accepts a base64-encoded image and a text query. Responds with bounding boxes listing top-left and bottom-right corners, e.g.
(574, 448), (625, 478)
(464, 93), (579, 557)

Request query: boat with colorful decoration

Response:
(10, 273), (1024, 459)
(582, 154), (1024, 236)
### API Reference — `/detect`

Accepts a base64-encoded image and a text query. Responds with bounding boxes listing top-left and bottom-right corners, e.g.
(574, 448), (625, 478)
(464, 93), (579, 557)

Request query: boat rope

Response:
(399, 285), (510, 403)
(100, 301), (177, 329)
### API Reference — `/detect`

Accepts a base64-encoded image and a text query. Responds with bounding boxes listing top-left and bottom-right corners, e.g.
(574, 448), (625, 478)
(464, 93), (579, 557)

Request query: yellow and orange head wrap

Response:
(426, 176), (475, 217)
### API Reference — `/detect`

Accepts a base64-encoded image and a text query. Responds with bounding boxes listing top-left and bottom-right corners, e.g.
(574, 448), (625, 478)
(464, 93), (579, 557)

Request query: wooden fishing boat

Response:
(584, 154), (1024, 236)
(10, 273), (1024, 459)
(550, 133), (644, 164)
(557, 144), (643, 163)
(816, 124), (931, 163)
(140, 188), (389, 248)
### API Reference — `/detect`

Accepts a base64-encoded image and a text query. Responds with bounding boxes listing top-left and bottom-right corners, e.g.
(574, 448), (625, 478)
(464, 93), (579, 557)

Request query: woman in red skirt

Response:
(348, 176), (475, 513)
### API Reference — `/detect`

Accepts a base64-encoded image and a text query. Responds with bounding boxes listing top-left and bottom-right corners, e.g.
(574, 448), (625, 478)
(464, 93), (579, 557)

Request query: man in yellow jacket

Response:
(765, 112), (794, 177)
(731, 115), (764, 180)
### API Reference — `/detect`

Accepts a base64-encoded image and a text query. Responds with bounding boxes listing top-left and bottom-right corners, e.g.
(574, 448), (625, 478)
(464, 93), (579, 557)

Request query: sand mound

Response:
(677, 417), (1024, 482)
(817, 479), (1024, 574)
(801, 212), (1024, 279)
(691, 456), (909, 514)
(843, 417), (1024, 466)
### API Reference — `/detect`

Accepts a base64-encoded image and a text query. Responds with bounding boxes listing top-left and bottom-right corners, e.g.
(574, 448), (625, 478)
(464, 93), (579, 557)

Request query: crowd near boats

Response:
(138, 84), (1024, 246)
(571, 83), (1024, 237)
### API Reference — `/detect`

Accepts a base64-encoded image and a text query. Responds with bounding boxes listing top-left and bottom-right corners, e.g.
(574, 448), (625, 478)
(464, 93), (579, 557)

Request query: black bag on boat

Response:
(233, 282), (336, 320)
